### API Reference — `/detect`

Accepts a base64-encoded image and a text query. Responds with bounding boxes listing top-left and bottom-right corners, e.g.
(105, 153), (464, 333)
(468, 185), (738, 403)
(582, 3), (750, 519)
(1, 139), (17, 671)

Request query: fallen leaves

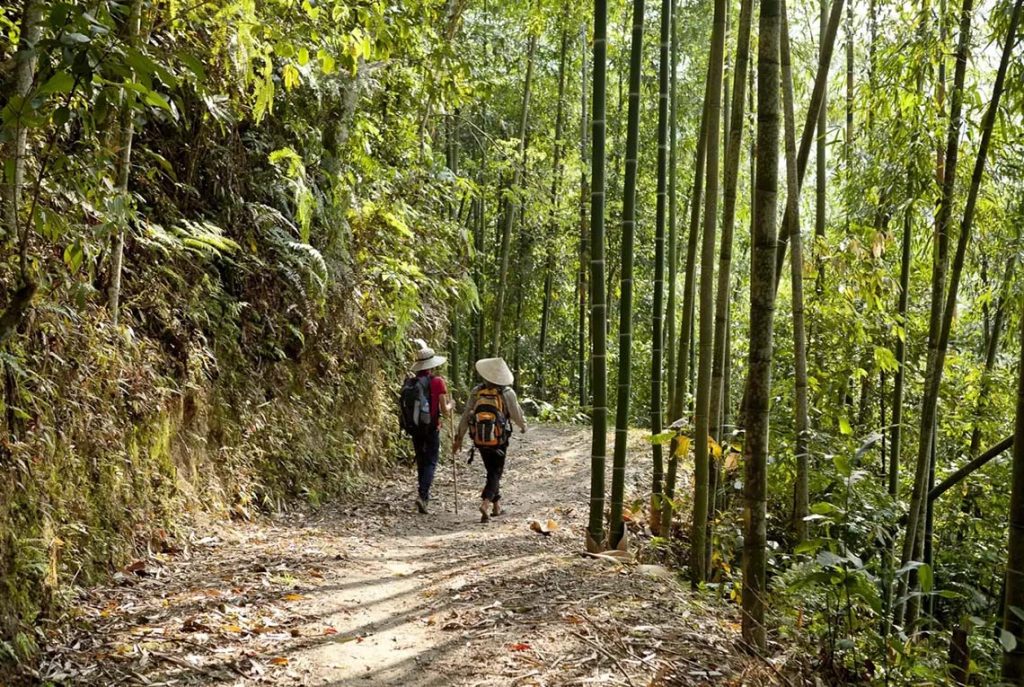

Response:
(529, 519), (559, 535)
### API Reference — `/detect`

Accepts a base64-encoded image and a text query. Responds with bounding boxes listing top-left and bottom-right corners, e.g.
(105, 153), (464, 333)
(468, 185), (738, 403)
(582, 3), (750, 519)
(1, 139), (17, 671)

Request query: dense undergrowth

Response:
(0, 0), (470, 663)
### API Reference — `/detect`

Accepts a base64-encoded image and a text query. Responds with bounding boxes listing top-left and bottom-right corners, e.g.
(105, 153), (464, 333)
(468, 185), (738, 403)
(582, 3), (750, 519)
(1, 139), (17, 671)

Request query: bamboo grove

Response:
(453, 0), (1020, 679)
(1, 0), (1024, 680)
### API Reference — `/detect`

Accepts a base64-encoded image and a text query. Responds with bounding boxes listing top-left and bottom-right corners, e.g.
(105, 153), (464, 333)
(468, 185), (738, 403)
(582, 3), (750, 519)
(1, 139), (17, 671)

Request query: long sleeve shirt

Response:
(455, 384), (528, 443)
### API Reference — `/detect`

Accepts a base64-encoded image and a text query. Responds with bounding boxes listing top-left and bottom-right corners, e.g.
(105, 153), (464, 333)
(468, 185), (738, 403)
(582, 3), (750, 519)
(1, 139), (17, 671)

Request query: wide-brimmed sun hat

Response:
(475, 357), (514, 386)
(411, 339), (447, 372)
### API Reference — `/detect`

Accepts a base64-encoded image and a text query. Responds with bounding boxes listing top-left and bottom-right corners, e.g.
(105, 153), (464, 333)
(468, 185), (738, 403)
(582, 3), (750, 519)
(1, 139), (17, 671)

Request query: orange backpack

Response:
(469, 386), (511, 449)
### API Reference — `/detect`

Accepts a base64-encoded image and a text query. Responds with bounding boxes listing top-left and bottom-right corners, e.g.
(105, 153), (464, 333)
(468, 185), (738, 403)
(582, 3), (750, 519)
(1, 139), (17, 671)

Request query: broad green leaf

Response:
(838, 417), (852, 435)
(40, 71), (75, 95)
(917, 563), (933, 594)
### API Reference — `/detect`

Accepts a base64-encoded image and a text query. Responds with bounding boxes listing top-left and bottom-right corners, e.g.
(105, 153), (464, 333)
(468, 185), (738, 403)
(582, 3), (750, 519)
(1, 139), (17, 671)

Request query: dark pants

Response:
(412, 428), (440, 501)
(480, 447), (506, 503)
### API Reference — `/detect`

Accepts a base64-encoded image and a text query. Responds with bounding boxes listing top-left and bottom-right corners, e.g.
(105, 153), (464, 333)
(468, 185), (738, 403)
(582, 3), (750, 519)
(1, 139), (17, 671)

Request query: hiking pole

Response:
(449, 423), (459, 514)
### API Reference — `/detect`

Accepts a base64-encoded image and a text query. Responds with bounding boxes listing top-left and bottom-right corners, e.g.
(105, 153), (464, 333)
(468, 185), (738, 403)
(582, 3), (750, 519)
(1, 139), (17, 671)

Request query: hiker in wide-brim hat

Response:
(452, 357), (527, 523)
(399, 340), (453, 514)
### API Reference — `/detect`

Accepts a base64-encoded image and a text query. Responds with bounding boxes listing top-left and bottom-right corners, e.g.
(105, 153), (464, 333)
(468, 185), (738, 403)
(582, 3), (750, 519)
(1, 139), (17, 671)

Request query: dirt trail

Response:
(36, 425), (768, 686)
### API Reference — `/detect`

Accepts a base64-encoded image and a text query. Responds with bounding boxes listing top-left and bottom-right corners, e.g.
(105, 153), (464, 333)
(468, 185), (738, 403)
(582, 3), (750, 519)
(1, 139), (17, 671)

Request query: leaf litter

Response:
(31, 425), (786, 686)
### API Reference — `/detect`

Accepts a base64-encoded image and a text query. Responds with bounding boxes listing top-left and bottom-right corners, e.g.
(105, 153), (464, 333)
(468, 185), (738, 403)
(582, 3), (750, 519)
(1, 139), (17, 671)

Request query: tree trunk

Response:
(706, 0), (752, 573)
(890, 206), (911, 497)
(2, 0), (42, 254)
(661, 81), (711, 537)
(781, 2), (810, 545)
(844, 0), (854, 237)
(586, 0), (610, 553)
(108, 0), (145, 326)
(650, 0), (673, 532)
(665, 1), (681, 420)
(492, 35), (537, 356)
(771, 0), (845, 291)
(897, 0), (1020, 624)
(0, 1), (42, 343)
(538, 26), (570, 398)
(608, 0), (646, 552)
(578, 24), (590, 411)
(814, 0), (828, 292)
(744, 0), (780, 649)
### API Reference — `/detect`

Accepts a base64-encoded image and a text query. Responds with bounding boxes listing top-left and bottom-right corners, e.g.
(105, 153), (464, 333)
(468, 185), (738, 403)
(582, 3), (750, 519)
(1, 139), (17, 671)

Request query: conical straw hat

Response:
(475, 357), (514, 386)
(411, 339), (447, 372)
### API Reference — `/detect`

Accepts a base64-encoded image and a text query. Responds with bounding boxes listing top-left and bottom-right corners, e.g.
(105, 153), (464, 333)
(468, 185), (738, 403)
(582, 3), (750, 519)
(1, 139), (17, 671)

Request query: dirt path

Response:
(36, 425), (769, 686)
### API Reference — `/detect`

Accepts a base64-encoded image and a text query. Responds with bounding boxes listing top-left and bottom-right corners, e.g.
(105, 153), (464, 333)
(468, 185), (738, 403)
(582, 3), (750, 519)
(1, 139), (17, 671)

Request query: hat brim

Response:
(412, 355), (447, 372)
(475, 358), (514, 386)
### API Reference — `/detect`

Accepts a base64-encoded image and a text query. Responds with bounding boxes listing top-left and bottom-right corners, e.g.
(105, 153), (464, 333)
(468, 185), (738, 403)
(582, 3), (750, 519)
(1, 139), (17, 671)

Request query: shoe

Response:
(479, 499), (491, 523)
(491, 501), (502, 517)
(416, 497), (428, 514)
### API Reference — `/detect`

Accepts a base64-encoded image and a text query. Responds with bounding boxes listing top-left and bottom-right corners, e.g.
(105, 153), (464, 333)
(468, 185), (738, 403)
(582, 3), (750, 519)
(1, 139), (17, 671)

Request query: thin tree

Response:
(889, 206), (911, 497)
(662, 82), (711, 537)
(650, 0), (673, 529)
(107, 0), (144, 326)
(744, 0), (781, 648)
(691, 0), (728, 584)
(578, 24), (590, 410)
(771, 0), (845, 290)
(492, 34), (537, 355)
(0, 0), (42, 343)
(665, 0), (681, 422)
(814, 0), (827, 294)
(708, 0), (753, 513)
(608, 0), (646, 552)
(781, 0), (810, 544)
(586, 0), (610, 553)
(538, 25), (571, 398)
(705, 0), (752, 571)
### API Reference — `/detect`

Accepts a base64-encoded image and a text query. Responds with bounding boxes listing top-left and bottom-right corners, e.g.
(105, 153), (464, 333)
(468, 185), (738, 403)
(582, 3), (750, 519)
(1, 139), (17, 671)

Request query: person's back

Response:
(404, 340), (452, 514)
(453, 358), (527, 522)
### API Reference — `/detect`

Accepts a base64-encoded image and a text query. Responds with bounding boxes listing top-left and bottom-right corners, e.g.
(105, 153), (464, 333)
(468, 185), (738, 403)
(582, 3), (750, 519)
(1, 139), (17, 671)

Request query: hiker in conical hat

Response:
(452, 357), (527, 523)
(402, 339), (454, 514)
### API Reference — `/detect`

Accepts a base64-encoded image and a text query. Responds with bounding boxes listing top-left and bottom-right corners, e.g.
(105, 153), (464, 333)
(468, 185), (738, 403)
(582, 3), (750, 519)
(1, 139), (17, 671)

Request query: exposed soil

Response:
(31, 425), (781, 686)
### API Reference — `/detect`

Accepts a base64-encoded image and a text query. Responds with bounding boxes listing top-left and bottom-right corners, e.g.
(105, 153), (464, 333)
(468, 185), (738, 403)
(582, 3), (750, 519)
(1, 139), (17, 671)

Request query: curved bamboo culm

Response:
(607, 0), (646, 553)
(909, 0), (1019, 630)
(649, 0), (672, 538)
(894, 0), (976, 625)
(586, 0), (610, 554)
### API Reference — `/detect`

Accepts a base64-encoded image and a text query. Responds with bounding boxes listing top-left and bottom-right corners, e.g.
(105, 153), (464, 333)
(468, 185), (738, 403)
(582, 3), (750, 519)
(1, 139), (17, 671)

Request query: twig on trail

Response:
(579, 550), (634, 564)
(569, 630), (637, 687)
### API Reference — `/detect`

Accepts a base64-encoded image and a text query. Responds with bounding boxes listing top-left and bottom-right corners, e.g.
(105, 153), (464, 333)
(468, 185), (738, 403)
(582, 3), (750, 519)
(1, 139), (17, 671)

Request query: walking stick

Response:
(449, 422), (459, 514)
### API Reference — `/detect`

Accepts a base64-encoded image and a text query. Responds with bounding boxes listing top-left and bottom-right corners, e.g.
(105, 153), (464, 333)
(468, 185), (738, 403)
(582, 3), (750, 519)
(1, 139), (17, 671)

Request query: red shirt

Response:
(417, 372), (448, 426)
